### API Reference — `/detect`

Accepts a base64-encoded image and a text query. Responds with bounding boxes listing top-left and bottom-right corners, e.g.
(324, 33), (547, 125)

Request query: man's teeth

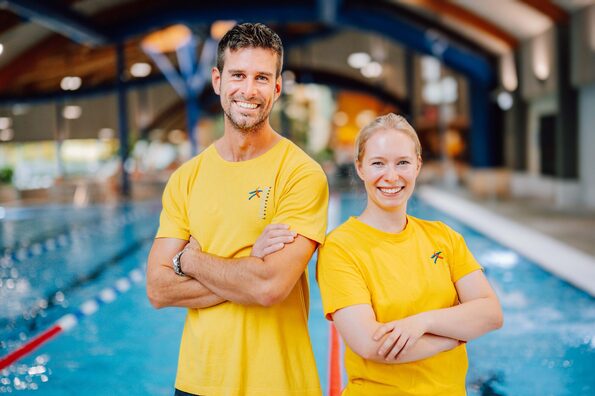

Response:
(379, 187), (403, 194)
(236, 102), (257, 109)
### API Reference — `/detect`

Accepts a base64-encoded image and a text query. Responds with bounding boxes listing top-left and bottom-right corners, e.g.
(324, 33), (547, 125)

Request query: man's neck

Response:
(215, 123), (281, 162)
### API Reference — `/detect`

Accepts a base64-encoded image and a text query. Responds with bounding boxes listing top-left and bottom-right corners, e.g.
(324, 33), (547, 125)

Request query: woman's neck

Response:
(358, 204), (408, 233)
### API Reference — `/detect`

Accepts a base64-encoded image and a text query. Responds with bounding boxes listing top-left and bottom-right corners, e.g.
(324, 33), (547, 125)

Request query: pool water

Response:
(1, 193), (594, 395)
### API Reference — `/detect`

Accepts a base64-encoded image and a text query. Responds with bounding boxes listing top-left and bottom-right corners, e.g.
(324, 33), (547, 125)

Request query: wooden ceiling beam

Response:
(400, 0), (518, 49)
(517, 0), (569, 24)
(0, 10), (23, 36)
(0, 32), (151, 97)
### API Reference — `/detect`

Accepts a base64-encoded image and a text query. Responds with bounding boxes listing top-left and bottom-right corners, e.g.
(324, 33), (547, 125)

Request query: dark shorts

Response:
(174, 389), (201, 396)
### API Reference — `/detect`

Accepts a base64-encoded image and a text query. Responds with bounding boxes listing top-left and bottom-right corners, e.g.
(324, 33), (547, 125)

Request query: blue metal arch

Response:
(102, 1), (496, 166)
(3, 0), (497, 166)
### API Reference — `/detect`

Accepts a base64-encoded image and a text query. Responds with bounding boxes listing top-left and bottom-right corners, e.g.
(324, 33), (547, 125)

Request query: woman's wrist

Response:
(418, 311), (434, 334)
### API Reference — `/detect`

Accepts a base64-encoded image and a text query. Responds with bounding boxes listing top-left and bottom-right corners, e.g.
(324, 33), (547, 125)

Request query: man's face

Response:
(212, 47), (282, 133)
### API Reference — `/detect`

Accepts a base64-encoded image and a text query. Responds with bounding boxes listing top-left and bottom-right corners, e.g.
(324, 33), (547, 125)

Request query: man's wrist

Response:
(172, 249), (187, 276)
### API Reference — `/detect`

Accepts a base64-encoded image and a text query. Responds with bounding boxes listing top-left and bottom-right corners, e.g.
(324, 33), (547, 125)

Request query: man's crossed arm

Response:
(146, 224), (313, 309)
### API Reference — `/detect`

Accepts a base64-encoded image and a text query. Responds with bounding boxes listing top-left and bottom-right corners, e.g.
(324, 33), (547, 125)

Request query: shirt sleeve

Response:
(155, 167), (190, 240)
(270, 166), (329, 245)
(317, 239), (371, 320)
(444, 224), (483, 283)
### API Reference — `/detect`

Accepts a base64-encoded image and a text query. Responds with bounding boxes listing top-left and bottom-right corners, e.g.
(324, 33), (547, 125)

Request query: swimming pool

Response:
(1, 193), (594, 395)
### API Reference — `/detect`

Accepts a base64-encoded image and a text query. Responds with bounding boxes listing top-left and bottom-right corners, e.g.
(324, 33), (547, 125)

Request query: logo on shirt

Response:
(431, 250), (443, 264)
(248, 187), (264, 200)
(248, 186), (272, 220)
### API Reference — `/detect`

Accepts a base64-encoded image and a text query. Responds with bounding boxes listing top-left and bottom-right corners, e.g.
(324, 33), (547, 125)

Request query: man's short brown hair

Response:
(217, 23), (284, 77)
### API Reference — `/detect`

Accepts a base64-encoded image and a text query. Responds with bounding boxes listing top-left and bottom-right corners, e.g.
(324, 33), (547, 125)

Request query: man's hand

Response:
(251, 224), (297, 258)
(188, 236), (202, 252)
(373, 314), (428, 360)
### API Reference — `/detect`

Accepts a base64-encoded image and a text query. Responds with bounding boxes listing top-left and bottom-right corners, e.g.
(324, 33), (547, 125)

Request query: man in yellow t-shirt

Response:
(147, 23), (328, 396)
(318, 216), (484, 395)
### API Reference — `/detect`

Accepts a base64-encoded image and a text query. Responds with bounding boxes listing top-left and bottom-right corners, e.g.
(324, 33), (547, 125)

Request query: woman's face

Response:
(356, 129), (421, 213)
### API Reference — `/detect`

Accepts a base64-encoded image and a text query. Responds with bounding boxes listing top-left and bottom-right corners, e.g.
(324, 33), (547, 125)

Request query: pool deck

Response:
(418, 185), (595, 297)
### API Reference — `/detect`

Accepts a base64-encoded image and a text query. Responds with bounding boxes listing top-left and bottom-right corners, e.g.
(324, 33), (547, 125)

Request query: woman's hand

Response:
(373, 314), (429, 360)
(251, 224), (297, 258)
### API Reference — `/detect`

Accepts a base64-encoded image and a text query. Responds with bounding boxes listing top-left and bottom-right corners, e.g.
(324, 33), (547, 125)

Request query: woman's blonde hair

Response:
(354, 113), (422, 163)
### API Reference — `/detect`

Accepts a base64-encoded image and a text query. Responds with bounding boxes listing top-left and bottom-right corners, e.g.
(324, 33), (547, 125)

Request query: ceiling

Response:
(0, 0), (592, 102)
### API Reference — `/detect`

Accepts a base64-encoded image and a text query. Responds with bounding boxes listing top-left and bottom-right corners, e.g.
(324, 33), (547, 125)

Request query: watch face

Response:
(173, 251), (185, 276)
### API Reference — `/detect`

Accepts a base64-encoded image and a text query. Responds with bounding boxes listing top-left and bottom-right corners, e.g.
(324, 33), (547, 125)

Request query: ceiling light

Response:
(422, 82), (442, 105)
(497, 91), (514, 111)
(211, 21), (236, 40)
(98, 128), (115, 140)
(130, 62), (152, 78)
(0, 43), (3, 56)
(63, 105), (82, 120)
(355, 110), (376, 128)
(421, 56), (441, 82)
(532, 34), (550, 81)
(282, 70), (296, 94)
(333, 112), (348, 127)
(282, 70), (296, 84)
(142, 24), (193, 53)
(0, 117), (12, 130)
(347, 52), (371, 69)
(12, 104), (29, 115)
(60, 76), (82, 91)
(500, 52), (518, 92)
(361, 62), (383, 78)
(0, 129), (14, 142)
(441, 76), (458, 104)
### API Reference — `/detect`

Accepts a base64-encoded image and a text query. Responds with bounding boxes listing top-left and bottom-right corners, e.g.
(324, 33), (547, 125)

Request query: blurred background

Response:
(0, 1), (594, 395)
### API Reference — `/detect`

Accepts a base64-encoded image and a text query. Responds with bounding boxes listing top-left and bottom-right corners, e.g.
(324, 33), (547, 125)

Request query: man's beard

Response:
(224, 108), (268, 134)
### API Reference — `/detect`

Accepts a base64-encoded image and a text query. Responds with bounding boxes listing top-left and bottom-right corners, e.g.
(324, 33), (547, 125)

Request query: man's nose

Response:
(241, 78), (257, 98)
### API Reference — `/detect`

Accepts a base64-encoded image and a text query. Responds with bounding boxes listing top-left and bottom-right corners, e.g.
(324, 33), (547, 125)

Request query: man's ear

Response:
(274, 75), (282, 101)
(212, 67), (221, 95)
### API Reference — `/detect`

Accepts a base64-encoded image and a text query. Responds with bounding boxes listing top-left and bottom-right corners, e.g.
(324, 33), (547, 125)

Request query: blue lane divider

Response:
(0, 266), (146, 370)
(1, 208), (156, 267)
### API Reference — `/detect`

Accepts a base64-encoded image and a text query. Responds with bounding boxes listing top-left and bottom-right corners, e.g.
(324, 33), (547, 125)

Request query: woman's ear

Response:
(416, 156), (423, 174)
(355, 160), (364, 181)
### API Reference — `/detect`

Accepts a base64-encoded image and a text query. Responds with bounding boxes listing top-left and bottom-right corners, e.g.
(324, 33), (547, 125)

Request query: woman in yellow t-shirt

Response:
(317, 113), (503, 396)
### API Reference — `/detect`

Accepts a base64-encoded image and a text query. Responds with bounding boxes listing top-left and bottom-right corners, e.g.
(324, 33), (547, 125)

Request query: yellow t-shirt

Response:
(317, 216), (482, 396)
(157, 138), (329, 396)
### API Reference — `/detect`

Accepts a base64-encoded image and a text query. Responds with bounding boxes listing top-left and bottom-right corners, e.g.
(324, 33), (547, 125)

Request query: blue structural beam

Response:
(1, 0), (108, 46)
(106, 2), (494, 86)
(318, 0), (342, 25)
(338, 6), (495, 87)
(468, 80), (493, 168)
(116, 43), (131, 197)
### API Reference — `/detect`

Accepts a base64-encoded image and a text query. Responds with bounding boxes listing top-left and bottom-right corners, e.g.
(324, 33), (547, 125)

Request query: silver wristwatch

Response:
(172, 249), (186, 276)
